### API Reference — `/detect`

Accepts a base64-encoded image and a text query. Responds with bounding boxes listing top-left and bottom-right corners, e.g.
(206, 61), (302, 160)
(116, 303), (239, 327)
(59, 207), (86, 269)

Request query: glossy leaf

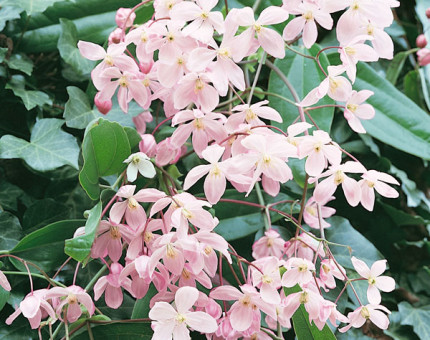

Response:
(0, 212), (22, 250)
(268, 45), (334, 132)
(386, 49), (418, 85)
(0, 0), (62, 15)
(398, 302), (430, 340)
(64, 201), (102, 263)
(58, 19), (95, 77)
(5, 76), (52, 110)
(10, 220), (85, 272)
(72, 322), (152, 340)
(79, 119), (131, 200)
(325, 216), (383, 269)
(131, 285), (158, 319)
(0, 6), (22, 31)
(64, 86), (99, 129)
(214, 213), (263, 241)
(0, 118), (79, 172)
(22, 198), (70, 231)
(5, 54), (33, 76)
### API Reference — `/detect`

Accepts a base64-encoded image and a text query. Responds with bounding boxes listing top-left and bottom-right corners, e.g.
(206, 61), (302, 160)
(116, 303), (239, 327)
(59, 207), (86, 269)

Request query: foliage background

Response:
(0, 0), (429, 339)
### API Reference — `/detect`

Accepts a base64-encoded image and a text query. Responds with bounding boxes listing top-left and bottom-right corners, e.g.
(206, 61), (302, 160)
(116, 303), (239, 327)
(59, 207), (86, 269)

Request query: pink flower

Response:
(6, 289), (56, 329)
(139, 134), (157, 158)
(283, 2), (333, 48)
(319, 259), (345, 289)
(283, 288), (324, 322)
(132, 111), (153, 134)
(252, 229), (285, 259)
(284, 232), (325, 261)
(339, 304), (391, 332)
(298, 130), (342, 177)
(343, 90), (375, 133)
(115, 7), (136, 28)
(148, 233), (186, 276)
(153, 0), (182, 19)
(418, 48), (430, 66)
(155, 137), (183, 166)
(303, 196), (336, 229)
(251, 257), (282, 304)
(94, 92), (112, 115)
(94, 263), (133, 309)
(170, 0), (224, 43)
(156, 47), (189, 88)
(282, 257), (315, 287)
(314, 300), (348, 330)
(0, 270), (11, 291)
(171, 109), (227, 156)
(313, 161), (366, 207)
(183, 144), (251, 204)
(149, 286), (218, 339)
(45, 285), (95, 323)
(210, 284), (276, 332)
(359, 170), (399, 211)
(231, 6), (289, 59)
(351, 257), (395, 305)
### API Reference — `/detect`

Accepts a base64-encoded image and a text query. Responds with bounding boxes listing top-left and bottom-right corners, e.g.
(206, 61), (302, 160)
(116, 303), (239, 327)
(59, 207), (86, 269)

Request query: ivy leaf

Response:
(58, 19), (95, 77)
(5, 76), (52, 110)
(0, 212), (22, 250)
(79, 118), (131, 200)
(398, 302), (430, 340)
(64, 201), (102, 263)
(0, 0), (63, 15)
(0, 118), (79, 172)
(5, 54), (33, 76)
(0, 6), (22, 31)
(64, 86), (99, 129)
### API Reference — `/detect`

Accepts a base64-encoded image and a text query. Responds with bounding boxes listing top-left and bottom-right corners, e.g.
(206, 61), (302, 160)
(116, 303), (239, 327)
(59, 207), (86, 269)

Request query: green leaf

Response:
(268, 45), (334, 132)
(0, 6), (22, 31)
(352, 62), (430, 160)
(380, 202), (429, 226)
(58, 19), (95, 77)
(215, 213), (263, 241)
(404, 70), (424, 107)
(124, 127), (143, 150)
(65, 201), (102, 263)
(398, 302), (430, 340)
(0, 179), (29, 212)
(64, 86), (99, 129)
(284, 286), (337, 340)
(0, 0), (62, 15)
(5, 76), (52, 110)
(132, 284), (158, 319)
(386, 49), (418, 84)
(0, 118), (79, 172)
(0, 317), (38, 339)
(79, 119), (131, 200)
(10, 220), (85, 272)
(0, 286), (9, 312)
(22, 198), (70, 231)
(0, 212), (22, 250)
(325, 216), (383, 269)
(71, 322), (152, 340)
(0, 48), (8, 63)
(5, 54), (33, 76)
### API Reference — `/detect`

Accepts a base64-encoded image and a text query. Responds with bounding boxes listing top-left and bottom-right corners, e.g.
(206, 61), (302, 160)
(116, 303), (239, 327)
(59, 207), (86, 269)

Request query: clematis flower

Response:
(124, 152), (156, 182)
(94, 263), (133, 309)
(359, 170), (399, 211)
(298, 130), (342, 177)
(251, 257), (282, 304)
(282, 257), (315, 287)
(252, 229), (285, 259)
(153, 0), (182, 19)
(339, 304), (391, 332)
(343, 90), (375, 133)
(351, 257), (395, 305)
(284, 232), (325, 261)
(313, 161), (366, 207)
(231, 6), (289, 59)
(314, 300), (348, 330)
(283, 288), (324, 323)
(148, 232), (186, 276)
(45, 285), (95, 323)
(156, 47), (189, 88)
(170, 0), (224, 43)
(149, 286), (218, 339)
(6, 289), (56, 329)
(319, 259), (345, 289)
(115, 7), (136, 28)
(303, 196), (336, 229)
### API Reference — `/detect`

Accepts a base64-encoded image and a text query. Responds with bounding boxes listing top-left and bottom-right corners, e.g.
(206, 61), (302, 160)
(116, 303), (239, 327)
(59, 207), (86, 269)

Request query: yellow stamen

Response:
(110, 226), (121, 240)
(334, 170), (344, 185)
(128, 197), (139, 210)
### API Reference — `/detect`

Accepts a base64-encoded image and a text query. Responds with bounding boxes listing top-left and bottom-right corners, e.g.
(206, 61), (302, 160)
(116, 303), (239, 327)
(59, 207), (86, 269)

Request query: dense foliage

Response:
(0, 0), (429, 339)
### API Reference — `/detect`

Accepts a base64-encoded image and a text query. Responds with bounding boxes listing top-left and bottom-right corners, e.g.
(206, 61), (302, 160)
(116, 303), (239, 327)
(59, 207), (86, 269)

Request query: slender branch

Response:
(84, 265), (108, 292)
(248, 52), (266, 104)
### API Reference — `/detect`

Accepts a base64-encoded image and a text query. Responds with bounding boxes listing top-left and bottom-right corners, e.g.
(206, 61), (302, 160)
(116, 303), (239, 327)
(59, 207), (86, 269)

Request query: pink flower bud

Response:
(94, 92), (112, 115)
(108, 28), (122, 45)
(139, 134), (157, 157)
(416, 34), (427, 48)
(115, 8), (136, 28)
(417, 48), (430, 66)
(133, 111), (153, 134)
(426, 8), (430, 19)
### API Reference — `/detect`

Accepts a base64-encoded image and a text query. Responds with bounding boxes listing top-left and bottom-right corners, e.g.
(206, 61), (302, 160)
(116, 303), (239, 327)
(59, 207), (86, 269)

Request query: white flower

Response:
(124, 152), (156, 182)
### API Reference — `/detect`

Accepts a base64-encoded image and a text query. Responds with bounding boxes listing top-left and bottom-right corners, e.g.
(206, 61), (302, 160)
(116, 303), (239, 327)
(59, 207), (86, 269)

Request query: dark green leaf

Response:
(0, 212), (22, 250)
(268, 45), (334, 132)
(0, 286), (9, 312)
(5, 76), (52, 110)
(10, 220), (85, 272)
(58, 19), (95, 77)
(0, 316), (38, 339)
(124, 127), (143, 150)
(22, 198), (70, 231)
(79, 119), (131, 200)
(398, 302), (430, 340)
(0, 48), (8, 64)
(386, 49), (418, 84)
(64, 201), (102, 263)
(325, 216), (383, 269)
(64, 86), (99, 129)
(0, 118), (79, 172)
(5, 54), (33, 76)
(0, 6), (22, 31)
(353, 62), (430, 160)
(71, 322), (152, 340)
(131, 284), (158, 319)
(215, 213), (263, 241)
(380, 202), (429, 226)
(0, 0), (62, 15)
(403, 70), (423, 107)
(0, 180), (29, 212)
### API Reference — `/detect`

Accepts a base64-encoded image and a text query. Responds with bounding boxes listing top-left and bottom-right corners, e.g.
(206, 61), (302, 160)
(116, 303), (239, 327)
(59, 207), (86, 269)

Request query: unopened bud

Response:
(416, 34), (427, 48)
(94, 92), (112, 115)
(115, 8), (136, 28)
(139, 134), (157, 157)
(108, 28), (122, 45)
(426, 8), (430, 19)
(417, 48), (430, 66)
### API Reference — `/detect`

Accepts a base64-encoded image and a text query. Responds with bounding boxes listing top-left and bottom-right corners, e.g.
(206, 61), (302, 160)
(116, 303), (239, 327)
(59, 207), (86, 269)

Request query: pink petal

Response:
(370, 259), (387, 277)
(175, 286), (199, 313)
(67, 302), (82, 323)
(306, 151), (326, 177)
(230, 303), (253, 331)
(342, 176), (361, 207)
(204, 171), (226, 204)
(149, 301), (177, 321)
(283, 16), (305, 41)
(20, 295), (40, 318)
(210, 286), (243, 300)
(109, 201), (127, 224)
(183, 165), (211, 190)
(374, 181), (399, 199)
(369, 309), (389, 330)
(185, 311), (218, 333)
(105, 285), (123, 309)
(93, 276), (108, 301)
(77, 41), (106, 60)
(258, 27), (286, 58)
(375, 276), (395, 292)
(367, 284), (381, 305)
(303, 21), (318, 48)
(360, 182), (375, 211)
(314, 176), (337, 204)
(351, 257), (371, 278)
(0, 271), (11, 291)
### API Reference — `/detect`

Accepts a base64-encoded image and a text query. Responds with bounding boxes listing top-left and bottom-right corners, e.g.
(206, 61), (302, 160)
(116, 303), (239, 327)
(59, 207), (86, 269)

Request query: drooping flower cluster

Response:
(3, 0), (402, 338)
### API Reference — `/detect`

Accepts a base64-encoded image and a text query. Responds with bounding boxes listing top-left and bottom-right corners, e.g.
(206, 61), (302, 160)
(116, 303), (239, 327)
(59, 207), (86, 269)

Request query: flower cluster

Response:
(2, 0), (402, 338)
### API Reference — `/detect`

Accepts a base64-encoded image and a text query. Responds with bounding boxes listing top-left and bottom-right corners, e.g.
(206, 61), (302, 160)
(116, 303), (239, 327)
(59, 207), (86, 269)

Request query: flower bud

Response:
(417, 48), (430, 66)
(94, 92), (112, 115)
(426, 7), (430, 19)
(115, 8), (136, 28)
(416, 34), (427, 48)
(139, 134), (157, 158)
(108, 28), (122, 45)
(133, 111), (153, 134)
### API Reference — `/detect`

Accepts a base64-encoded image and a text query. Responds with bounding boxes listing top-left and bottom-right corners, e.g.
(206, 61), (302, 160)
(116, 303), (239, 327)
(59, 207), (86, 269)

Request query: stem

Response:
(252, 0), (264, 11)
(2, 271), (66, 287)
(255, 183), (271, 231)
(84, 265), (108, 292)
(285, 43), (315, 60)
(248, 52), (266, 105)
(86, 322), (94, 340)
(151, 116), (173, 136)
(224, 0), (229, 14)
(51, 323), (64, 340)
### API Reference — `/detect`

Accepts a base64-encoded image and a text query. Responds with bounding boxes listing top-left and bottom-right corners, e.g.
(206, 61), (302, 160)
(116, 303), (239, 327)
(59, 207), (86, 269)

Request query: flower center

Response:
(204, 245), (213, 255)
(166, 1), (174, 10)
(322, 264), (331, 274)
(141, 32), (148, 43)
(182, 208), (193, 219)
(347, 103), (358, 113)
(254, 23), (262, 34)
(194, 78), (205, 92)
(167, 33), (175, 42)
(104, 55), (114, 66)
(210, 164), (222, 177)
(368, 276), (376, 285)
(351, 0), (360, 10)
(298, 264), (308, 272)
(306, 205), (317, 216)
(177, 57), (184, 65)
(67, 294), (78, 304)
(262, 275), (273, 284)
(266, 238), (274, 247)
(144, 231), (153, 243)
(193, 118), (204, 130)
(128, 197), (139, 210)
(345, 47), (356, 56)
(299, 291), (309, 304)
(175, 313), (186, 323)
(218, 48), (231, 58)
(110, 226), (121, 240)
(334, 170), (344, 185)
(314, 141), (322, 152)
(182, 268), (191, 279)
(367, 180), (375, 188)
(132, 155), (140, 164)
(240, 295), (252, 307)
(303, 11), (314, 21)
(263, 154), (271, 164)
(119, 76), (129, 87)
(360, 306), (370, 319)
(200, 11), (209, 19)
(166, 243), (177, 258)
(366, 24), (374, 36)
(245, 109), (257, 122)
